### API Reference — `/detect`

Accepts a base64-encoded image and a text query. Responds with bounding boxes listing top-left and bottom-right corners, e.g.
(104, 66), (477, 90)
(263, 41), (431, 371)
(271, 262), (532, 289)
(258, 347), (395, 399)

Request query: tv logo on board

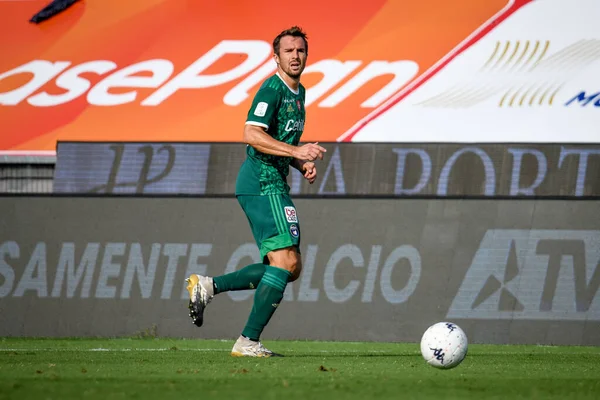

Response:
(446, 230), (600, 321)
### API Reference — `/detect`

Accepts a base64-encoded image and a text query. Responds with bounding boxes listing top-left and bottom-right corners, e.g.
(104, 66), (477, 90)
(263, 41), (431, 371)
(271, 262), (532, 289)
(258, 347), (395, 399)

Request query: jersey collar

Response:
(276, 72), (300, 95)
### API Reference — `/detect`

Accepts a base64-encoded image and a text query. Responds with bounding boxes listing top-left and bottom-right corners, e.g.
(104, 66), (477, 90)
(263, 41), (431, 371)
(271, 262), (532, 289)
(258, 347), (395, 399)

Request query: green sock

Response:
(213, 263), (266, 294)
(241, 266), (291, 341)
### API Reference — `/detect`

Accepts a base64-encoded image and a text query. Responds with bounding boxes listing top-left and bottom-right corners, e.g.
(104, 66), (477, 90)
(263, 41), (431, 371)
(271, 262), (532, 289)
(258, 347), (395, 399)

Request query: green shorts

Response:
(237, 194), (301, 262)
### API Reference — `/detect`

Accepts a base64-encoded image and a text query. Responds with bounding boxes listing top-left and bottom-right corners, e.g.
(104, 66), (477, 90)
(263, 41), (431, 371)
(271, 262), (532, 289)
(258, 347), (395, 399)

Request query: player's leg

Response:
(186, 269), (269, 324)
(188, 262), (266, 297)
(185, 261), (267, 327)
(232, 247), (300, 357)
(231, 194), (302, 357)
(210, 194), (275, 293)
(186, 195), (274, 327)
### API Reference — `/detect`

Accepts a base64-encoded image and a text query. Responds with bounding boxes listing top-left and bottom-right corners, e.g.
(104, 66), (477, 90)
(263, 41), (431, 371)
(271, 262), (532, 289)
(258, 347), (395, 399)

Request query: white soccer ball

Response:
(420, 322), (468, 369)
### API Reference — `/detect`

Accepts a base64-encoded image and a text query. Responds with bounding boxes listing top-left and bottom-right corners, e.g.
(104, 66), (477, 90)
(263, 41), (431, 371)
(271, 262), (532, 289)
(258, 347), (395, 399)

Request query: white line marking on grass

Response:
(0, 348), (229, 352)
(0, 348), (391, 354)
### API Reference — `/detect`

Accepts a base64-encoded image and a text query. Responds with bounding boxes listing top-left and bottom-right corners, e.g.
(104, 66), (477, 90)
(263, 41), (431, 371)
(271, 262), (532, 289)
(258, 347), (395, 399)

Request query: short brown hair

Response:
(273, 26), (308, 56)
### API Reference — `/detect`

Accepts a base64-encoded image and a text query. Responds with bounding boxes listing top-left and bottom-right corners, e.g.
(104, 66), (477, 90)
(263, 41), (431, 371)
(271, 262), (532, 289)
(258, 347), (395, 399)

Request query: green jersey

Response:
(235, 73), (306, 196)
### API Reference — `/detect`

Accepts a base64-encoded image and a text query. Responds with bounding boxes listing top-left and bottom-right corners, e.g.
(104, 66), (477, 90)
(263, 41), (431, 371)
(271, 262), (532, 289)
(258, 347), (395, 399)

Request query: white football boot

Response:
(231, 336), (282, 358)
(185, 274), (214, 327)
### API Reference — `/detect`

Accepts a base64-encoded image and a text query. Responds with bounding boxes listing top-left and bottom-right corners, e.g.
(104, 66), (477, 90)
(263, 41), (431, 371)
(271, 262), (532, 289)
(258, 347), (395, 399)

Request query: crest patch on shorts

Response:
(289, 224), (299, 237)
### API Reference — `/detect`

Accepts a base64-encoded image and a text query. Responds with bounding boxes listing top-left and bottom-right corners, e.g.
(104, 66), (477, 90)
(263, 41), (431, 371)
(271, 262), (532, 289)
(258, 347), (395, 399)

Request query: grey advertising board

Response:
(53, 143), (211, 194)
(53, 142), (600, 197)
(1, 197), (599, 345)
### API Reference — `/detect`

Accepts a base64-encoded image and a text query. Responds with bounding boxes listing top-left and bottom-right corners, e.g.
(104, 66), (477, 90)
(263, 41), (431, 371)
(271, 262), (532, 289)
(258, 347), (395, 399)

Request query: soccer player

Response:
(185, 26), (326, 357)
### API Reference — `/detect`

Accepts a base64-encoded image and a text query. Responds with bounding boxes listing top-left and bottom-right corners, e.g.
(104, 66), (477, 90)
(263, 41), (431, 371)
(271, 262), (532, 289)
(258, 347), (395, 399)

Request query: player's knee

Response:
(289, 256), (302, 282)
(283, 250), (301, 282)
(268, 247), (301, 282)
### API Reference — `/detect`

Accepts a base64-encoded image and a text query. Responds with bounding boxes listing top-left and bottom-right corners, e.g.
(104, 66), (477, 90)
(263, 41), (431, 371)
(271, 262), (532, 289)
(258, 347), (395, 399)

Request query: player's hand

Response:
(293, 142), (327, 161)
(302, 162), (317, 184)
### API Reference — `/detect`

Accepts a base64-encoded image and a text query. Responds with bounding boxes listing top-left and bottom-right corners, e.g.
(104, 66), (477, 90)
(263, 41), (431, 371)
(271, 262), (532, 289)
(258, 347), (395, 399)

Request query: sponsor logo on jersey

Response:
(284, 119), (304, 132)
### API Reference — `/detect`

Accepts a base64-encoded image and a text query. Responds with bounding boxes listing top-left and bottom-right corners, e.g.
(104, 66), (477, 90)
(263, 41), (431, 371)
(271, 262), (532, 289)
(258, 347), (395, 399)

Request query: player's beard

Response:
(284, 61), (304, 79)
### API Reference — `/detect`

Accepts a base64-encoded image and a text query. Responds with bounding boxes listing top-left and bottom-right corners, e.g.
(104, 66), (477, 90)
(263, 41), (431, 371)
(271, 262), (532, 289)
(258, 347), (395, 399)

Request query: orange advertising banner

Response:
(0, 0), (526, 154)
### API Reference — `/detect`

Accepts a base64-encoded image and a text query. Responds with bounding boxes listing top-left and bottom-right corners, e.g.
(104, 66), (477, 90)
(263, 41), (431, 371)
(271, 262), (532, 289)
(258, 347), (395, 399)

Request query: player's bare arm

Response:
(243, 124), (326, 161)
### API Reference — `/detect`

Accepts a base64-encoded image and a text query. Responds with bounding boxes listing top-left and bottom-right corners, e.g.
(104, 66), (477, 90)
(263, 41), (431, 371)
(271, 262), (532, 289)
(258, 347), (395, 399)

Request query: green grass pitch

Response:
(1, 338), (599, 400)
